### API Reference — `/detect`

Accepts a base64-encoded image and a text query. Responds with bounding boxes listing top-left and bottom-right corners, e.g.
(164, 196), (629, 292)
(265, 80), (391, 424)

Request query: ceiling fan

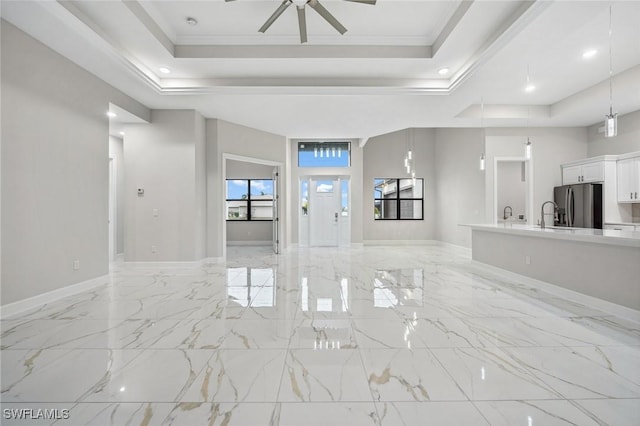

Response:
(225, 0), (377, 43)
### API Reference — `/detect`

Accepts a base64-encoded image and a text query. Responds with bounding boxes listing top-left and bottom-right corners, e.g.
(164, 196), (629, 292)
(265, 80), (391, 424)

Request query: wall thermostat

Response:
(137, 188), (144, 196)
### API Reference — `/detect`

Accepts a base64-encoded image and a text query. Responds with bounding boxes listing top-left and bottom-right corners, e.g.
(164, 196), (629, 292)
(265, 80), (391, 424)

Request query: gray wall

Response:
(587, 110), (640, 157)
(123, 110), (204, 262)
(1, 21), (149, 304)
(207, 119), (287, 257)
(497, 161), (526, 220)
(485, 128), (588, 229)
(226, 160), (274, 243)
(364, 129), (436, 242)
(472, 229), (640, 310)
(434, 128), (486, 248)
(108, 136), (125, 254)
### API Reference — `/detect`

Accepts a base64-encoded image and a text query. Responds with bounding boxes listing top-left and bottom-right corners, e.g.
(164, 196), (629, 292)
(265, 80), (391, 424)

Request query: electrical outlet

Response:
(525, 255), (531, 265)
(73, 260), (80, 270)
(151, 245), (157, 253)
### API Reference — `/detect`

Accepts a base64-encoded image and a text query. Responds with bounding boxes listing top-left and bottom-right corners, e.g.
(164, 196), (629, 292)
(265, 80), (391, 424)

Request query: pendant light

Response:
(479, 97), (486, 171)
(604, 4), (617, 138)
(525, 138), (532, 160)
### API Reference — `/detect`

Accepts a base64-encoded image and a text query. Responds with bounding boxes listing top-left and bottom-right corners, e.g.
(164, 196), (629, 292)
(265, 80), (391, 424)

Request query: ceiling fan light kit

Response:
(227, 0), (376, 44)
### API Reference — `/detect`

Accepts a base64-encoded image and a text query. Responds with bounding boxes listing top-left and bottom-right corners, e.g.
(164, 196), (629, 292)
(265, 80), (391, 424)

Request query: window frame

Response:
(297, 141), (351, 168)
(226, 179), (274, 221)
(373, 178), (424, 221)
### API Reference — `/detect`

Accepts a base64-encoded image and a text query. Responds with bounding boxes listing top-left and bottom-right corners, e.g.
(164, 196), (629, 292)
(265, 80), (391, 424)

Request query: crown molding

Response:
(35, 0), (547, 96)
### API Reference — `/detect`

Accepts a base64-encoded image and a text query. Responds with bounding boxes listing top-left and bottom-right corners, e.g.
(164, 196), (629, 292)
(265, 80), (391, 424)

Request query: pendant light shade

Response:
(605, 112), (618, 138)
(479, 153), (486, 171)
(525, 138), (532, 160)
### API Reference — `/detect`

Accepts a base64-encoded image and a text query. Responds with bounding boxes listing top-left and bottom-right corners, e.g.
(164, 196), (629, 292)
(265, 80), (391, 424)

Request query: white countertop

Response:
(464, 223), (640, 248)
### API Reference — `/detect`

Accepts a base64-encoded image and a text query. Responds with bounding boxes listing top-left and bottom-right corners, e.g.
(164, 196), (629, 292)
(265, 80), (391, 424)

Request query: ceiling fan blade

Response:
(308, 0), (347, 35)
(343, 0), (376, 4)
(259, 0), (292, 33)
(297, 7), (308, 43)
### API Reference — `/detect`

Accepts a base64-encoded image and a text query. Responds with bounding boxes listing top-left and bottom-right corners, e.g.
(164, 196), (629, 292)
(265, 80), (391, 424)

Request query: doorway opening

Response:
(222, 154), (283, 257)
(299, 176), (350, 247)
(494, 157), (533, 225)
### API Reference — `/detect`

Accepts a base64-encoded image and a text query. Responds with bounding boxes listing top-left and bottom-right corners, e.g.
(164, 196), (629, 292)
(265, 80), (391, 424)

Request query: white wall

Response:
(206, 119), (287, 257)
(226, 160), (274, 244)
(485, 128), (588, 227)
(108, 136), (125, 254)
(587, 110), (640, 157)
(434, 128), (486, 247)
(497, 161), (526, 220)
(1, 21), (148, 305)
(290, 138), (363, 245)
(123, 110), (204, 262)
(363, 129), (436, 242)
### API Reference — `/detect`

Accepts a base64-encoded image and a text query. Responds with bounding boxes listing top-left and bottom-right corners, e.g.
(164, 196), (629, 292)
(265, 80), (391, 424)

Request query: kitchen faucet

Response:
(503, 206), (513, 220)
(540, 201), (558, 228)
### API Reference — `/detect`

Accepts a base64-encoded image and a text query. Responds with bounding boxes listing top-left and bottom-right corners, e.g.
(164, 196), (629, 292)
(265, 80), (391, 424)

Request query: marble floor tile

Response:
(277, 349), (372, 402)
(360, 349), (468, 402)
(431, 347), (564, 400)
(289, 319), (357, 350)
(501, 346), (640, 399)
(473, 400), (602, 426)
(81, 349), (213, 403)
(182, 349), (286, 403)
(162, 402), (278, 426)
(375, 401), (489, 426)
(276, 402), (379, 426)
(0, 402), (175, 426)
(1, 245), (639, 424)
(352, 318), (426, 349)
(2, 349), (123, 403)
(222, 319), (293, 349)
(574, 398), (640, 425)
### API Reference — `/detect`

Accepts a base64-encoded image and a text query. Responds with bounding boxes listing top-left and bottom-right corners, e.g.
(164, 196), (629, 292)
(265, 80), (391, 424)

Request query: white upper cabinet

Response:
(562, 161), (604, 185)
(617, 156), (640, 203)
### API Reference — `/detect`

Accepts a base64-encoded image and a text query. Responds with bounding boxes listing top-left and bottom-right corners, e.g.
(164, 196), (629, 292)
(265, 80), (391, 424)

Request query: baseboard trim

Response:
(363, 240), (439, 246)
(226, 241), (271, 246)
(0, 274), (110, 319)
(469, 260), (640, 324)
(123, 261), (201, 269)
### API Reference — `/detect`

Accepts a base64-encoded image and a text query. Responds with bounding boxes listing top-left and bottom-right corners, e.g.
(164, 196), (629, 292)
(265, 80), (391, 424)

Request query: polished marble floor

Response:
(1, 245), (639, 425)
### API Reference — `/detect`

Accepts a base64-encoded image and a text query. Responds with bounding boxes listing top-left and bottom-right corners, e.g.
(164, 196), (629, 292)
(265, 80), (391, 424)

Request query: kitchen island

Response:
(466, 223), (640, 312)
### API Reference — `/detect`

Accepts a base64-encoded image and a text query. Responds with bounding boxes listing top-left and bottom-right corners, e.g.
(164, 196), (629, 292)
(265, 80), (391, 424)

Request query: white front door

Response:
(310, 179), (340, 246)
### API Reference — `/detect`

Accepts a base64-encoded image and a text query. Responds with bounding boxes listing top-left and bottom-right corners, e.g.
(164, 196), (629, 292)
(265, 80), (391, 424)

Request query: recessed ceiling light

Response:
(107, 112), (117, 118)
(159, 67), (171, 74)
(582, 49), (598, 59)
(119, 131), (125, 136)
(438, 67), (450, 75)
(524, 84), (536, 93)
(186, 17), (198, 26)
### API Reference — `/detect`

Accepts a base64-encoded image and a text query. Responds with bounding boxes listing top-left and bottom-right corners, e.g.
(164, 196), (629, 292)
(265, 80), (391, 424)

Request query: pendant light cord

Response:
(608, 4), (613, 115)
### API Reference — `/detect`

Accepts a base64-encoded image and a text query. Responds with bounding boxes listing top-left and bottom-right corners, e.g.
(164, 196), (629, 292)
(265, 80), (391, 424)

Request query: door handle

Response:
(335, 212), (339, 222)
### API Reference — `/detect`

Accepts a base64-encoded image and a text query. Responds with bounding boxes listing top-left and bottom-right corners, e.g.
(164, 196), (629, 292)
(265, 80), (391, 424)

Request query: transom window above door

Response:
(298, 142), (350, 168)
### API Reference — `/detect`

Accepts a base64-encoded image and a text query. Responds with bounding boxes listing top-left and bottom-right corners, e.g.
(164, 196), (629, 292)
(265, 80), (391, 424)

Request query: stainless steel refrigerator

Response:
(553, 183), (603, 229)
